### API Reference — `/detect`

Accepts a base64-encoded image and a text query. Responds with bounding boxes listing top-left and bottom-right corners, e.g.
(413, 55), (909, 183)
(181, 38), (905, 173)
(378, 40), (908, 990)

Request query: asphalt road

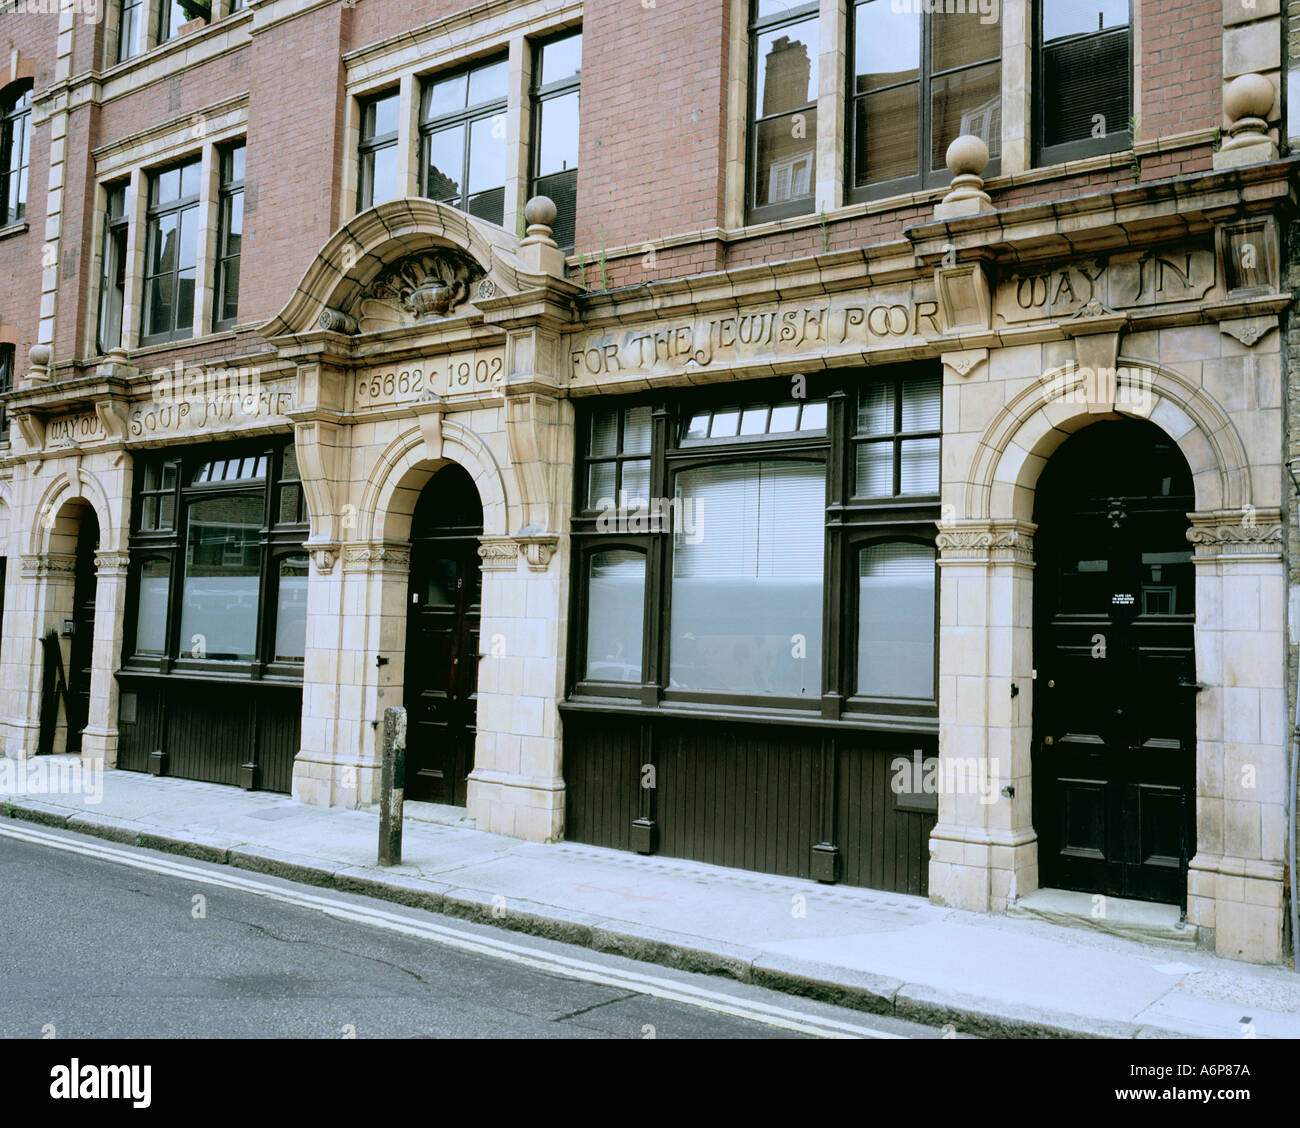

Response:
(0, 824), (943, 1039)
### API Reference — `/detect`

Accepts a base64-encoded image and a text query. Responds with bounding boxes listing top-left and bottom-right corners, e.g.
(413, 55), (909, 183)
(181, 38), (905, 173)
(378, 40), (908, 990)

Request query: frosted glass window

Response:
(858, 541), (935, 698)
(179, 494), (262, 660)
(134, 558), (170, 654)
(586, 550), (645, 683)
(670, 460), (824, 697)
(274, 554), (309, 661)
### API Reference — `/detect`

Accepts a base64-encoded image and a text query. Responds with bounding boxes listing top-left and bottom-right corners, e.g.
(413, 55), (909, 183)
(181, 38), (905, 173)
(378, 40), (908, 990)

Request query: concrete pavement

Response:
(3, 760), (1298, 1039)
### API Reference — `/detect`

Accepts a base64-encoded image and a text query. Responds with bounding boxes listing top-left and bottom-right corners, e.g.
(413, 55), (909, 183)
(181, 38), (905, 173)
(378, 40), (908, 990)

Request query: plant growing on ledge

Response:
(820, 207), (830, 254)
(1128, 115), (1141, 181)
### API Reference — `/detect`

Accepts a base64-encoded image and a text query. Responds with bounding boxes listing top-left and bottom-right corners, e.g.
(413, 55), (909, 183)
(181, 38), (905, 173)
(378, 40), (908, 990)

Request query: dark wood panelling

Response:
(116, 678), (301, 794)
(563, 711), (937, 895)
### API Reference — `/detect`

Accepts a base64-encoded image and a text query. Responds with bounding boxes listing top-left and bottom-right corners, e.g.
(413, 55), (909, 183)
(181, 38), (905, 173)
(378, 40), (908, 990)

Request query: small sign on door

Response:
(1111, 593), (1135, 605)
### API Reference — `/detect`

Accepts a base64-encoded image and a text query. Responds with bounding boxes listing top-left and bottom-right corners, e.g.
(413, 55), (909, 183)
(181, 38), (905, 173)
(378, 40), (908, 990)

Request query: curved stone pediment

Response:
(262, 198), (530, 340)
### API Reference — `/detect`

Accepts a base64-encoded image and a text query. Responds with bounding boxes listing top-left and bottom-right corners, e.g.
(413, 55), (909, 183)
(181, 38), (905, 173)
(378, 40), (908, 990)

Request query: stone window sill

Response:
(0, 220), (29, 241)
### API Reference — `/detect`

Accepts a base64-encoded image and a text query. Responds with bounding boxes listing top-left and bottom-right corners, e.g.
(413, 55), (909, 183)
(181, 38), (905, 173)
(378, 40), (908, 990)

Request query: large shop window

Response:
(124, 439), (308, 679)
(747, 0), (819, 224)
(570, 369), (941, 722)
(849, 0), (1000, 200)
(420, 56), (509, 226)
(1035, 0), (1131, 165)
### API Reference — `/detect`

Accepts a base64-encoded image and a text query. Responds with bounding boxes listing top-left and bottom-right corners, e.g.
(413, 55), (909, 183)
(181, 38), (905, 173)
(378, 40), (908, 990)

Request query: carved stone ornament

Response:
(477, 538), (519, 572)
(310, 547), (338, 574)
(21, 552), (78, 578)
(351, 250), (486, 333)
(1186, 509), (1283, 553)
(342, 545), (412, 572)
(93, 550), (132, 575)
(1218, 317), (1274, 348)
(516, 534), (559, 572)
(935, 522), (1035, 564)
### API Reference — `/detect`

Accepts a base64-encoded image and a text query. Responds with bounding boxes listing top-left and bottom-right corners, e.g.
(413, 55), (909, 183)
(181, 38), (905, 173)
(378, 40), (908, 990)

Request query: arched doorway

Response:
(404, 463), (483, 805)
(1032, 419), (1196, 906)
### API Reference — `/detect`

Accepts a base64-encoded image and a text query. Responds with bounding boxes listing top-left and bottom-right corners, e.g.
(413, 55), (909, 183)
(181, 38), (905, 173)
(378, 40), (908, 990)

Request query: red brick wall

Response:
(0, 15), (58, 380)
(237, 6), (349, 324)
(573, 0), (730, 255)
(0, 1), (1238, 380)
(1140, 0), (1221, 137)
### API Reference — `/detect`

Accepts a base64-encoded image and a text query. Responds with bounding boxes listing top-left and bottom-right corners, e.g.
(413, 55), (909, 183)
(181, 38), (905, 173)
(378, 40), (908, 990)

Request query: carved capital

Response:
(516, 534), (559, 572)
(309, 546), (339, 575)
(936, 520), (1036, 565)
(22, 552), (78, 578)
(477, 536), (519, 572)
(93, 550), (132, 576)
(1186, 508), (1282, 555)
(342, 544), (411, 573)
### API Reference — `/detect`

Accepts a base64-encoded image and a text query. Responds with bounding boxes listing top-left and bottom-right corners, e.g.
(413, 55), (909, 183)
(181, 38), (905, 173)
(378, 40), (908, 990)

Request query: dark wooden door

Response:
(403, 465), (483, 805)
(1033, 421), (1196, 905)
(67, 512), (100, 755)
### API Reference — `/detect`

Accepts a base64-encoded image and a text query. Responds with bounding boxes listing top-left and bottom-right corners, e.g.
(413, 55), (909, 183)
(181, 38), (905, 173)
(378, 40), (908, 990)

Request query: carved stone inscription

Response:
(127, 382), (296, 437)
(996, 247), (1217, 326)
(570, 286), (942, 380)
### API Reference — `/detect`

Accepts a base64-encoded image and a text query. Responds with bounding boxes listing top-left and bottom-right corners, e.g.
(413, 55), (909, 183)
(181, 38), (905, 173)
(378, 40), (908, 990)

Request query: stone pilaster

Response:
(929, 519), (1038, 913)
(1184, 509), (1287, 964)
(78, 550), (131, 768)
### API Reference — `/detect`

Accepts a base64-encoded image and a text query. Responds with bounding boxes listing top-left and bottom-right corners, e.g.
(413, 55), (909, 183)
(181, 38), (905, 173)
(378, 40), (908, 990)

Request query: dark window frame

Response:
(155, 0), (211, 47)
(1032, 0), (1133, 167)
(97, 180), (131, 354)
(417, 55), (509, 226)
(569, 369), (942, 725)
(529, 28), (582, 252)
(357, 89), (399, 212)
(114, 0), (146, 64)
(140, 156), (202, 346)
(746, 0), (820, 225)
(213, 141), (244, 331)
(0, 343), (12, 443)
(122, 437), (308, 683)
(0, 80), (33, 227)
(846, 0), (1002, 203)
(850, 368), (942, 502)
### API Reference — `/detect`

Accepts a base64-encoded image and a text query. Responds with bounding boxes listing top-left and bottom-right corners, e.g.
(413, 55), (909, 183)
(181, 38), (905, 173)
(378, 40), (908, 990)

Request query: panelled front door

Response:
(1033, 420), (1196, 905)
(403, 464), (484, 806)
(67, 512), (100, 755)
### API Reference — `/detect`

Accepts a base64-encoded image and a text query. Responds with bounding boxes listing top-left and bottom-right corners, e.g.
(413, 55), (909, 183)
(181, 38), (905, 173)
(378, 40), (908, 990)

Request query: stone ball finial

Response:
(29, 343), (51, 368)
(524, 195), (557, 229)
(946, 134), (990, 179)
(1224, 73), (1273, 124)
(521, 195), (559, 251)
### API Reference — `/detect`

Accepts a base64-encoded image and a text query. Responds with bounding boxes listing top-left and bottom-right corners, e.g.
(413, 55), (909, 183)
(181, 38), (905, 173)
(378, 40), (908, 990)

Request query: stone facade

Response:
(0, 0), (1296, 967)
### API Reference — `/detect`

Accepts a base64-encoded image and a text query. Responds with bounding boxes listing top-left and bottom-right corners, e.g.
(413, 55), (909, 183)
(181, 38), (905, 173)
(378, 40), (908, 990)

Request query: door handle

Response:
(1177, 677), (1205, 692)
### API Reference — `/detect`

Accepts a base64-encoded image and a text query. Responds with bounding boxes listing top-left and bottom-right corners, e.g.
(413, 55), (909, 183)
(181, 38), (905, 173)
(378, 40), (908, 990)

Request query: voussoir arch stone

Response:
(965, 360), (1250, 522)
(27, 471), (118, 555)
(361, 421), (513, 544)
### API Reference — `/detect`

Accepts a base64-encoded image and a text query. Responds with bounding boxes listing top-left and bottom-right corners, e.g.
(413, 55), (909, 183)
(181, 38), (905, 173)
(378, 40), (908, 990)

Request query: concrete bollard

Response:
(379, 706), (406, 866)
